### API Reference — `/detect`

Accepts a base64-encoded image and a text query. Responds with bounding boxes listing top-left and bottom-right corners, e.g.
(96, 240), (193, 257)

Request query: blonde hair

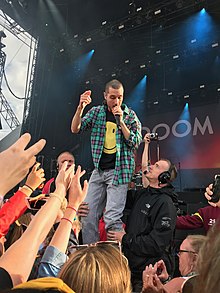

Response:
(59, 245), (131, 293)
(193, 224), (220, 293)
(185, 234), (206, 272)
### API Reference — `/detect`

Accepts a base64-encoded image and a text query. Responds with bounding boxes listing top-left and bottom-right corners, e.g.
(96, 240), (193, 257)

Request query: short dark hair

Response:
(105, 79), (124, 93)
(161, 158), (177, 181)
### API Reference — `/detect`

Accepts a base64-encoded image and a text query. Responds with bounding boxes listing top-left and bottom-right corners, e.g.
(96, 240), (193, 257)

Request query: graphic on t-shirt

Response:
(103, 121), (116, 154)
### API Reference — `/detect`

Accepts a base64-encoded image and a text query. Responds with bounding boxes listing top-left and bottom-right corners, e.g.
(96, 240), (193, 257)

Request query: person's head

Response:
(193, 223), (220, 293)
(56, 152), (75, 171)
(5, 213), (32, 250)
(145, 159), (177, 188)
(104, 79), (124, 112)
(59, 244), (131, 293)
(178, 234), (206, 276)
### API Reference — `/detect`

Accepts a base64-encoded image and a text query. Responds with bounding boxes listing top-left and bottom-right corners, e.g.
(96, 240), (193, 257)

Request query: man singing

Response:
(71, 79), (142, 244)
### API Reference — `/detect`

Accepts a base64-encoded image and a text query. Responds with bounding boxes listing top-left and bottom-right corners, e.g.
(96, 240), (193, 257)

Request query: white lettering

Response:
(152, 123), (170, 140)
(193, 116), (214, 135)
(172, 120), (191, 138)
(144, 116), (214, 140)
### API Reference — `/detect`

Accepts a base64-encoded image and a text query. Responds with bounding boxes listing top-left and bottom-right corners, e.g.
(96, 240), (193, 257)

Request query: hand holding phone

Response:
(209, 175), (220, 203)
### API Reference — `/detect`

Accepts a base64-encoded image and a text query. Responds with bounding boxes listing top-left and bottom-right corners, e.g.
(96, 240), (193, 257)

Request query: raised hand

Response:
(68, 165), (88, 209)
(25, 162), (46, 191)
(0, 133), (46, 196)
(79, 90), (92, 110)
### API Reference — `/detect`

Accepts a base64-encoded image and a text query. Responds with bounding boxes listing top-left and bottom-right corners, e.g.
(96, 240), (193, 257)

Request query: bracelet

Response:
(61, 217), (73, 225)
(49, 193), (64, 205)
(162, 276), (171, 284)
(23, 184), (34, 192)
(66, 206), (77, 212)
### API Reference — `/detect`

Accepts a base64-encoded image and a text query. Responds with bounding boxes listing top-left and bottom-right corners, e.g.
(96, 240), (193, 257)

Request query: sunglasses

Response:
(177, 249), (198, 257)
(69, 240), (121, 251)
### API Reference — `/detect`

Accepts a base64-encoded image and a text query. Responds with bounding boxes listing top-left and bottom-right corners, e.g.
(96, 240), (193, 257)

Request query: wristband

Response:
(49, 193), (64, 205)
(66, 206), (77, 212)
(23, 184), (34, 192)
(61, 217), (73, 225)
(162, 276), (171, 284)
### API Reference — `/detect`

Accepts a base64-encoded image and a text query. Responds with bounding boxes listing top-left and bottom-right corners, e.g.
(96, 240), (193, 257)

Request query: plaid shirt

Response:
(79, 104), (142, 185)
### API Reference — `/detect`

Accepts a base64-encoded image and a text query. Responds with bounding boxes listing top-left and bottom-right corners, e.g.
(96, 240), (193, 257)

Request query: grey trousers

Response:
(81, 169), (128, 244)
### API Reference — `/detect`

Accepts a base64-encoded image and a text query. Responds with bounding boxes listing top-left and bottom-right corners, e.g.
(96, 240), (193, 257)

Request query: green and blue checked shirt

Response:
(79, 104), (142, 186)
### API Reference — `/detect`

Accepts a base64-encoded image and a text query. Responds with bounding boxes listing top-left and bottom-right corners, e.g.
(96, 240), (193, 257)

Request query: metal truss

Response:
(21, 36), (38, 131)
(0, 49), (20, 130)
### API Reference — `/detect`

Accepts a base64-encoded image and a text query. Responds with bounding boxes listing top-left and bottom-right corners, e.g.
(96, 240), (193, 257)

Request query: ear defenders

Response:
(158, 170), (171, 184)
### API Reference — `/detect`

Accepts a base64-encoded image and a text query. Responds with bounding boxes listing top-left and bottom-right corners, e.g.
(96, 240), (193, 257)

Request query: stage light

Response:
(154, 9), (161, 15)
(173, 54), (179, 59)
(200, 8), (206, 14)
(125, 60), (130, 63)
(153, 101), (159, 105)
(86, 37), (92, 42)
(118, 24), (124, 30)
(140, 64), (146, 68)
(217, 88), (220, 92)
(73, 34), (78, 38)
(190, 39), (197, 43)
(102, 21), (107, 25)
(168, 92), (173, 96)
(184, 94), (189, 99)
(98, 68), (103, 72)
(212, 42), (219, 48)
(156, 50), (161, 54)
(199, 85), (205, 88)
(85, 80), (90, 84)
(112, 73), (116, 77)
(136, 7), (142, 12)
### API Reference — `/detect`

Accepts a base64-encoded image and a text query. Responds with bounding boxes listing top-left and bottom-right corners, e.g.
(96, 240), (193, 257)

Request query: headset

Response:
(158, 161), (177, 185)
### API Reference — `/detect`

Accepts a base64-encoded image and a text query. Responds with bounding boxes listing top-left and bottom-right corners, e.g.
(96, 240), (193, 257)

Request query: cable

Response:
(3, 68), (26, 100)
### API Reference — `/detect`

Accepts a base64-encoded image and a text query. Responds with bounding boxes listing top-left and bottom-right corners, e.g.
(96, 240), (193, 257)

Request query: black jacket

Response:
(122, 185), (177, 279)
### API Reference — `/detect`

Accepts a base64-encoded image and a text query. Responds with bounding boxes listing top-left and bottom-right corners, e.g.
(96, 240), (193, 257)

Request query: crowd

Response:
(0, 79), (219, 293)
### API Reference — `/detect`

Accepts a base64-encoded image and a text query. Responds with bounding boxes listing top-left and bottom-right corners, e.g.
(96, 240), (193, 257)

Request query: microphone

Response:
(115, 104), (125, 127)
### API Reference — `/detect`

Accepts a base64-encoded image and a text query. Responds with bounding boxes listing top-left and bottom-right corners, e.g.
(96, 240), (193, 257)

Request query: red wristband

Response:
(67, 206), (77, 212)
(61, 217), (73, 225)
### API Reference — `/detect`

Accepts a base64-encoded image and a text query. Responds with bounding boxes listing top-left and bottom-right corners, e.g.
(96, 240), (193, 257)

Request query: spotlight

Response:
(212, 42), (219, 48)
(118, 24), (124, 30)
(191, 39), (197, 43)
(154, 9), (161, 15)
(86, 37), (92, 42)
(184, 94), (189, 99)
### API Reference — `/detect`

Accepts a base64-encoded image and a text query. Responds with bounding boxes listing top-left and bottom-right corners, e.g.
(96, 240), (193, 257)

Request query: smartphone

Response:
(209, 175), (220, 203)
(25, 198), (47, 210)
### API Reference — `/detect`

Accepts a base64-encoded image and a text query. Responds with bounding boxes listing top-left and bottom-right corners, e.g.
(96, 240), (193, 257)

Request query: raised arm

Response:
(0, 162), (45, 237)
(0, 161), (74, 287)
(49, 165), (88, 253)
(71, 90), (92, 133)
(0, 133), (46, 197)
(142, 133), (151, 188)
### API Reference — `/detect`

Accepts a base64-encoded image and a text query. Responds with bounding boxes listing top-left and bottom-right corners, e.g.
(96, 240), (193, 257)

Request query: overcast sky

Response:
(0, 17), (33, 140)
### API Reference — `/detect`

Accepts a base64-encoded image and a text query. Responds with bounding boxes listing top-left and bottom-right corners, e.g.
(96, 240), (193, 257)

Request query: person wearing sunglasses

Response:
(142, 234), (206, 293)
